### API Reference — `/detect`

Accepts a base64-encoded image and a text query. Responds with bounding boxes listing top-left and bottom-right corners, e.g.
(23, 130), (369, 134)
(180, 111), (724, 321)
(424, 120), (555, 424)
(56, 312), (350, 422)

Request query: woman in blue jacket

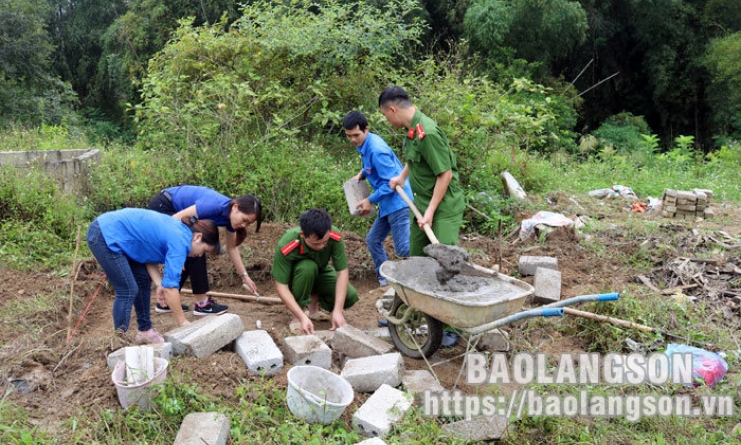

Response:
(147, 186), (263, 316)
(86, 208), (220, 343)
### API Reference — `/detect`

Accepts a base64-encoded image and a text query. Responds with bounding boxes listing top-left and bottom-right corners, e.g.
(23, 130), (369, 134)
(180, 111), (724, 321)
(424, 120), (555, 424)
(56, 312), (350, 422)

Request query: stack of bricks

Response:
(661, 188), (714, 219)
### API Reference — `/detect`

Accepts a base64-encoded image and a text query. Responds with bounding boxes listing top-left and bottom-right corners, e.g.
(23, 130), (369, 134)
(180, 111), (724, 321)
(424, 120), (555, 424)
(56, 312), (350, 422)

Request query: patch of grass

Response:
(0, 391), (55, 445)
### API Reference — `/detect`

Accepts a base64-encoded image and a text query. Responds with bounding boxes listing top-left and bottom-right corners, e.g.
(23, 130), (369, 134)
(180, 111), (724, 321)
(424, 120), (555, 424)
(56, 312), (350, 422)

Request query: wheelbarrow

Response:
(378, 257), (619, 358)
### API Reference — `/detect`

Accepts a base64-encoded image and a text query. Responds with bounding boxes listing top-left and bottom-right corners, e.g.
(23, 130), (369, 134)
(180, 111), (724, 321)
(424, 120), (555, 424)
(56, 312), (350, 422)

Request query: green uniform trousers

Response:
(409, 210), (463, 256)
(289, 259), (359, 312)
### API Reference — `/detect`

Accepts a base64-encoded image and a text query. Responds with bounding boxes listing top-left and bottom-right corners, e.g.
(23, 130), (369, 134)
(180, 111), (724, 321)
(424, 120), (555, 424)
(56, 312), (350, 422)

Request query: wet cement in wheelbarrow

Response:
(386, 255), (518, 303)
(423, 243), (470, 283)
(402, 273), (516, 303)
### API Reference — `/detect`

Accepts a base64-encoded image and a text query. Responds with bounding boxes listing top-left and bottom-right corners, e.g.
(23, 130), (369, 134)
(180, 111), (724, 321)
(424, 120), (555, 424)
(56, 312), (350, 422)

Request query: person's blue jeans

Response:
(366, 207), (411, 284)
(86, 220), (153, 333)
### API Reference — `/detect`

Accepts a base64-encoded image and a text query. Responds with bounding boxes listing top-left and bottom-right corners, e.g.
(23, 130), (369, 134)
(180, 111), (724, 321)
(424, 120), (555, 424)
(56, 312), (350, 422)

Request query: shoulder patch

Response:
(415, 123), (426, 140)
(329, 230), (342, 241)
(280, 239), (300, 256)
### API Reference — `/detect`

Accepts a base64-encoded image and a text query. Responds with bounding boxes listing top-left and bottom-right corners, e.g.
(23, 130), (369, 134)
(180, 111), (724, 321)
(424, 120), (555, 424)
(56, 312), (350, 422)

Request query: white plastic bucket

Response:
(111, 357), (168, 411)
(286, 365), (354, 424)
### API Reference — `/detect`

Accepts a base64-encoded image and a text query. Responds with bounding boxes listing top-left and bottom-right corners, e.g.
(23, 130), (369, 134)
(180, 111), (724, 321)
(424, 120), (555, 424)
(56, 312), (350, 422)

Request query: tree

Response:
(705, 32), (741, 140)
(98, 0), (240, 124)
(464, 0), (588, 72)
(135, 0), (425, 151)
(47, 0), (127, 117)
(0, 0), (76, 126)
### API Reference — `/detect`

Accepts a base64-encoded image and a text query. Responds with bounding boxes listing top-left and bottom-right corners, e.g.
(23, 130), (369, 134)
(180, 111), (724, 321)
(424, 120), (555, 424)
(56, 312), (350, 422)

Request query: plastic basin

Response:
(286, 366), (354, 424)
(111, 357), (168, 411)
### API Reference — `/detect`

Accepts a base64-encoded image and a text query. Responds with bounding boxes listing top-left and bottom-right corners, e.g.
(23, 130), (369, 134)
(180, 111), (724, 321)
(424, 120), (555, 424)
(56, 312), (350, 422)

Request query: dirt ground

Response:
(2, 194), (740, 435)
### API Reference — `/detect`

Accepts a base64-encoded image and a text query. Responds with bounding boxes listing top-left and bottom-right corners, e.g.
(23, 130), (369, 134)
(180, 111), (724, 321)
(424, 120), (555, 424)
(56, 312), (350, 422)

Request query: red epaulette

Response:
(329, 230), (342, 241)
(281, 239), (300, 256)
(415, 123), (426, 140)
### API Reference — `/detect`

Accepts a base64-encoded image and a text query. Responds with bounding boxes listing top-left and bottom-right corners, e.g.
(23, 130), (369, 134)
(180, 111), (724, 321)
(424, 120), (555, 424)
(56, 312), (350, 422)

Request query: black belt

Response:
(161, 190), (173, 202)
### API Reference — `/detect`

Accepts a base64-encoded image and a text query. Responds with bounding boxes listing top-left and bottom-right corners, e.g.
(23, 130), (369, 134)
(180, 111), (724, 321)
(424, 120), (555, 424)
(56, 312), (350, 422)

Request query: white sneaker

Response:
(136, 328), (164, 344)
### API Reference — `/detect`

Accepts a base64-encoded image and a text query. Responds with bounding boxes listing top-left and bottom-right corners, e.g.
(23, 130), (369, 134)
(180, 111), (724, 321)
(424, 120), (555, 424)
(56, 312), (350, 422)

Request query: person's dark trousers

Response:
(86, 220), (153, 333)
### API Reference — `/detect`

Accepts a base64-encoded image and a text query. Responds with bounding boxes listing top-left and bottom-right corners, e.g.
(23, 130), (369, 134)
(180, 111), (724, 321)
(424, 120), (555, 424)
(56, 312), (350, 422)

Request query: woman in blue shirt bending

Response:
(86, 208), (220, 343)
(147, 186), (263, 315)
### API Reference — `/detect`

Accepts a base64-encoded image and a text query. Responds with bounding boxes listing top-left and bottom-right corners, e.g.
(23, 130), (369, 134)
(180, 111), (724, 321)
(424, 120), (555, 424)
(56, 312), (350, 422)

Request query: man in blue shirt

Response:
(344, 110), (412, 287)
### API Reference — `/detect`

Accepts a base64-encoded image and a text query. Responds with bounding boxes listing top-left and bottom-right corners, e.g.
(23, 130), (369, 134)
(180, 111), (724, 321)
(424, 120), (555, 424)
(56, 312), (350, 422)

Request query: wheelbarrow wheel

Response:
(387, 296), (443, 359)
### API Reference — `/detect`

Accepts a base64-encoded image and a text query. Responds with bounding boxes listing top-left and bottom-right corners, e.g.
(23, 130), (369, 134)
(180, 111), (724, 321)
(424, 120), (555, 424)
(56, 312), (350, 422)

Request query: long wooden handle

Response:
(181, 288), (282, 304)
(563, 307), (655, 332)
(395, 185), (440, 244)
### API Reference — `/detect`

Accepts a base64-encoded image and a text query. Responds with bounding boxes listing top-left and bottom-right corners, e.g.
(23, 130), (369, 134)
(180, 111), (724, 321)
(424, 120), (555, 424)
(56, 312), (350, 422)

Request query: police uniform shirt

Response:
(271, 226), (348, 285)
(404, 110), (465, 218)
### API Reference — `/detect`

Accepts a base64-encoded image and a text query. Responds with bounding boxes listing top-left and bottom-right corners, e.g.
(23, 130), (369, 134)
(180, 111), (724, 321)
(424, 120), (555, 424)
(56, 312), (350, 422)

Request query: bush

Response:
(590, 112), (652, 154)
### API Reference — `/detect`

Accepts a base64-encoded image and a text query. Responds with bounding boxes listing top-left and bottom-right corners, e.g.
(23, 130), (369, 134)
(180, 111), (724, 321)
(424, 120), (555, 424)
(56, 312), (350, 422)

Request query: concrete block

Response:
(164, 314), (244, 358)
(532, 267), (562, 304)
(383, 287), (395, 299)
(442, 415), (509, 441)
(234, 330), (283, 376)
(501, 171), (527, 200)
(343, 178), (375, 218)
(401, 370), (444, 402)
(518, 256), (558, 276)
(107, 342), (172, 368)
(353, 384), (413, 438)
(355, 439), (387, 445)
(342, 353), (404, 393)
(283, 335), (332, 369)
(363, 328), (391, 339)
(314, 330), (335, 344)
(475, 329), (510, 352)
(173, 412), (230, 445)
(331, 324), (395, 359)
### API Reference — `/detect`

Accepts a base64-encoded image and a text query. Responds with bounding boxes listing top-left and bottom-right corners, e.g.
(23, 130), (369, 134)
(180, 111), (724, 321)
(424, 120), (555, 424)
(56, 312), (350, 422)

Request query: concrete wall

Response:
(0, 149), (101, 195)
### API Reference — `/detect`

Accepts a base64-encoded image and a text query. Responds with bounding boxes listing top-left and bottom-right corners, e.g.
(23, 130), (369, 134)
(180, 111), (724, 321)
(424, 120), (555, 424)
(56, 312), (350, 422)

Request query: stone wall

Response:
(0, 149), (100, 195)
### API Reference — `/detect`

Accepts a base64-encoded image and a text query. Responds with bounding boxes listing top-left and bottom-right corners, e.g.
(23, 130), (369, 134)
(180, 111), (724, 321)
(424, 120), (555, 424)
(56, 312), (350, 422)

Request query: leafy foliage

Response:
(135, 0), (425, 152)
(97, 0), (240, 119)
(704, 31), (741, 141)
(590, 112), (652, 154)
(0, 0), (77, 126)
(464, 0), (588, 71)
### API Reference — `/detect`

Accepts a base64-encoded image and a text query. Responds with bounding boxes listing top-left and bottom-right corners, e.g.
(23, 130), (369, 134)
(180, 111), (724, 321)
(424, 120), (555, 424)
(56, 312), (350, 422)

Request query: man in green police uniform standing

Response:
(380, 85), (465, 257)
(272, 208), (359, 335)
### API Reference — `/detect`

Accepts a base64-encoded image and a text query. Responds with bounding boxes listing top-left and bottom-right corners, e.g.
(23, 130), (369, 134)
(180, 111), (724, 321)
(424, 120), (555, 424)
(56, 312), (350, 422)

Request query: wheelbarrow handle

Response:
(395, 185), (440, 244)
(541, 308), (565, 317)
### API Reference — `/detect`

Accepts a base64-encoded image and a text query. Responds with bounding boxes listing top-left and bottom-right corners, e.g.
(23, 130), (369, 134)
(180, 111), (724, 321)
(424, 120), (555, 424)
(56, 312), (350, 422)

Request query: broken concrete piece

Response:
(353, 384), (412, 437)
(518, 256), (558, 276)
(164, 314), (244, 358)
(475, 329), (510, 352)
(532, 267), (562, 304)
(344, 178), (375, 218)
(401, 370), (444, 402)
(173, 412), (229, 445)
(331, 324), (395, 359)
(442, 415), (510, 441)
(501, 171), (527, 200)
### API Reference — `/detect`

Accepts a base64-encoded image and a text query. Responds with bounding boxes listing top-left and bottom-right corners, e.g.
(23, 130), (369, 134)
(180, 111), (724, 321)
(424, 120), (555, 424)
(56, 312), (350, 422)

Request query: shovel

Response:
(396, 185), (497, 283)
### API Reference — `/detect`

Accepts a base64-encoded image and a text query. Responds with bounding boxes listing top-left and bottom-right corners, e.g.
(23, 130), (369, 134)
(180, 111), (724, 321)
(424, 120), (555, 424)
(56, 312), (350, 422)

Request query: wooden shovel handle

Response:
(395, 185), (440, 244)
